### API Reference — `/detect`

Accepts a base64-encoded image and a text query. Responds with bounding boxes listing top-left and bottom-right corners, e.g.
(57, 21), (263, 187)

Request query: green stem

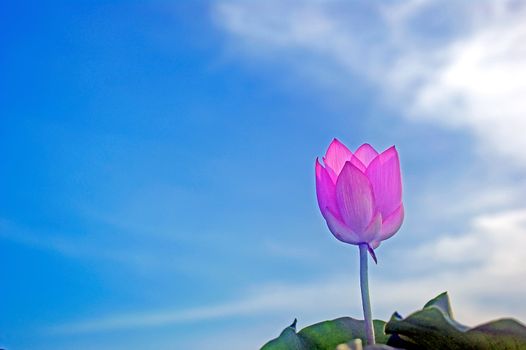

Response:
(359, 243), (375, 345)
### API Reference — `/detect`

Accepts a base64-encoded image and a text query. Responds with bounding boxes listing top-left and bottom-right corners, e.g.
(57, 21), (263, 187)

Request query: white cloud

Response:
(376, 206), (526, 322)
(405, 209), (526, 321)
(50, 208), (526, 340)
(47, 276), (362, 334)
(409, 12), (526, 160)
(214, 0), (526, 163)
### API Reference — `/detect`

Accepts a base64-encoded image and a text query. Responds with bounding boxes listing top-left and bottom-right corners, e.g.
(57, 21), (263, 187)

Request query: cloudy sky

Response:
(2, 0), (526, 349)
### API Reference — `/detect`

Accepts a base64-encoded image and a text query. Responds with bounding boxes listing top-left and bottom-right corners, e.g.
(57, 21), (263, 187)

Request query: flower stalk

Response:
(359, 243), (375, 345)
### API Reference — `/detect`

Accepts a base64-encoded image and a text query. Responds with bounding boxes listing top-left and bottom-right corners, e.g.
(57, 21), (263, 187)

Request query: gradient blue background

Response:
(2, 1), (526, 349)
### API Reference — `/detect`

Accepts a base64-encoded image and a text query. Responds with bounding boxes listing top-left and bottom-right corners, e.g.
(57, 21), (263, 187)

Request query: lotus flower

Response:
(315, 139), (404, 253)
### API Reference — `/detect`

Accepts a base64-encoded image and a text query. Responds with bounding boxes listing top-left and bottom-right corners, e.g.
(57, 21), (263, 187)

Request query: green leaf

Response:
(261, 317), (389, 350)
(261, 293), (526, 349)
(385, 292), (526, 350)
(299, 318), (389, 349)
(422, 292), (453, 318)
(261, 319), (307, 350)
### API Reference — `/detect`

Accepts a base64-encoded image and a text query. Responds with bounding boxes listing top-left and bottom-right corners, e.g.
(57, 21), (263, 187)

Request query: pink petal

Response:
(354, 143), (379, 167)
(336, 162), (375, 234)
(324, 208), (361, 244)
(323, 138), (353, 176)
(365, 146), (402, 218)
(361, 211), (382, 243)
(325, 165), (338, 184)
(315, 158), (339, 219)
(378, 204), (404, 241)
(370, 241), (381, 249)
(350, 155), (366, 172)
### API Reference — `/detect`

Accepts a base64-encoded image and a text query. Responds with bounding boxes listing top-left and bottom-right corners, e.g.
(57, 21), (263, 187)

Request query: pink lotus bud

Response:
(315, 139), (404, 251)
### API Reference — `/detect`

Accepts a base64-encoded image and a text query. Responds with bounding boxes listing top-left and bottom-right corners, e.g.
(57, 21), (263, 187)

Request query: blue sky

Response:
(2, 1), (526, 349)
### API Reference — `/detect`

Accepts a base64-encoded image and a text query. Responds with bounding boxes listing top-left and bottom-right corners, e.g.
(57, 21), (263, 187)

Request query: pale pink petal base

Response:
(324, 208), (361, 244)
(378, 204), (404, 241)
(361, 212), (382, 243)
(369, 241), (381, 249)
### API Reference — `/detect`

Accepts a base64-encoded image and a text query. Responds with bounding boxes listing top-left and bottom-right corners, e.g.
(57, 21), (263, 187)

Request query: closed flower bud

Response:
(316, 139), (404, 251)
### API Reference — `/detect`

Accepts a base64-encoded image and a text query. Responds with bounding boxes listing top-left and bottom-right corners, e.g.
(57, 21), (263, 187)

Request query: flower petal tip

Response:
(324, 139), (353, 176)
(383, 145), (399, 157)
(354, 143), (379, 167)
